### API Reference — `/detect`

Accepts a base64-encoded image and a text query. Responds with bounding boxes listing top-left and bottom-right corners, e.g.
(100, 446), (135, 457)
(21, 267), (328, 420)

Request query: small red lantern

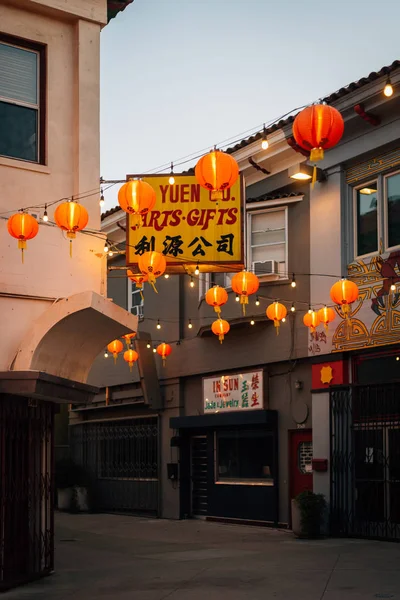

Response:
(303, 311), (320, 333)
(205, 285), (228, 317)
(293, 104), (344, 163)
(317, 306), (336, 331)
(7, 212), (39, 263)
(266, 302), (287, 335)
(330, 279), (359, 320)
(118, 180), (156, 229)
(195, 150), (239, 200)
(122, 333), (137, 348)
(138, 251), (167, 293)
(211, 319), (230, 343)
(231, 271), (259, 315)
(123, 349), (139, 371)
(107, 339), (124, 364)
(54, 200), (89, 256)
(156, 342), (172, 366)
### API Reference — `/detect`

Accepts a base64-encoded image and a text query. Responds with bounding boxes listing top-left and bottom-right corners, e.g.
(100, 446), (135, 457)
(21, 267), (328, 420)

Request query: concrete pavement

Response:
(4, 512), (400, 599)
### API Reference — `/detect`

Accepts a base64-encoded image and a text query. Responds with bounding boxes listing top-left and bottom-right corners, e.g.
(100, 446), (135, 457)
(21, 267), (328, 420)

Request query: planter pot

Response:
(74, 486), (89, 512)
(57, 487), (73, 511)
(291, 499), (302, 537)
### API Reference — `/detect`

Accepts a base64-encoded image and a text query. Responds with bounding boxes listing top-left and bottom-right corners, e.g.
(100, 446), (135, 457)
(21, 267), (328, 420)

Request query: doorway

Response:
(190, 436), (208, 516)
(289, 430), (313, 502)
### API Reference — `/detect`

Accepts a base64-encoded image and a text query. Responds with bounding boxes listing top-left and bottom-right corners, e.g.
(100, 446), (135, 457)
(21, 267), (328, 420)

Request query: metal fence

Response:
(331, 384), (400, 541)
(0, 397), (54, 591)
(70, 417), (159, 515)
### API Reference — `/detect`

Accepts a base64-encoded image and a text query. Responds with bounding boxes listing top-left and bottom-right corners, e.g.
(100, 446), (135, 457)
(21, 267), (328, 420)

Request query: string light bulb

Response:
(103, 241), (109, 253)
(194, 263), (200, 276)
(43, 205), (49, 222)
(308, 306), (313, 314)
(188, 319), (193, 329)
(108, 250), (114, 257)
(153, 347), (157, 353)
(391, 283), (396, 291)
(282, 317), (286, 323)
(384, 76), (393, 97)
(291, 274), (296, 288)
(164, 273), (170, 279)
(261, 124), (269, 150)
(169, 162), (175, 185)
(236, 294), (240, 302)
(250, 319), (255, 325)
(190, 277), (195, 288)
(104, 350), (109, 358)
(291, 303), (296, 312)
(100, 187), (105, 207)
(146, 343), (151, 349)
(255, 296), (260, 306)
(156, 319), (161, 330)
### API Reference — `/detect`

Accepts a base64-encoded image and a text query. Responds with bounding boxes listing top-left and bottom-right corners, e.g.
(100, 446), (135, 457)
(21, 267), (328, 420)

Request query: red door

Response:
(289, 430), (313, 500)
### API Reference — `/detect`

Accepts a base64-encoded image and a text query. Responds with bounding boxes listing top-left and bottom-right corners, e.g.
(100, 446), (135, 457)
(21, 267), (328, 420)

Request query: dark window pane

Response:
(356, 186), (378, 256)
(0, 100), (37, 161)
(217, 430), (274, 481)
(387, 173), (400, 248)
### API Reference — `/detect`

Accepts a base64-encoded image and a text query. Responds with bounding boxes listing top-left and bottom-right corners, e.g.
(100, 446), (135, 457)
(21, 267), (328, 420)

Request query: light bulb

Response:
(255, 296), (260, 306)
(282, 317), (286, 323)
(104, 351), (109, 358)
(146, 343), (151, 349)
(291, 275), (296, 288)
(188, 320), (193, 329)
(291, 303), (296, 312)
(108, 251), (114, 257)
(308, 307), (313, 314)
(235, 294), (240, 302)
(397, 356), (400, 361)
(99, 194), (105, 207)
(261, 138), (269, 150)
(384, 78), (393, 97)
(153, 348), (157, 353)
(190, 277), (195, 288)
(195, 264), (200, 276)
(250, 319), (255, 325)
(156, 320), (161, 330)
(165, 274), (170, 279)
(43, 205), (49, 222)
(391, 283), (396, 291)
(103, 242), (109, 253)
(169, 175), (175, 185)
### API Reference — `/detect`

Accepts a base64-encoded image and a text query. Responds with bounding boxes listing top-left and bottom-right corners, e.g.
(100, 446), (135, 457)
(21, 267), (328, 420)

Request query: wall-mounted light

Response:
(359, 187), (377, 195)
(289, 163), (313, 181)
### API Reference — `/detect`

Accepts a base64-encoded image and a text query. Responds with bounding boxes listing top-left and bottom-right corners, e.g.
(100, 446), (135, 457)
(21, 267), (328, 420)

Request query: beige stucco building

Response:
(0, 0), (135, 590)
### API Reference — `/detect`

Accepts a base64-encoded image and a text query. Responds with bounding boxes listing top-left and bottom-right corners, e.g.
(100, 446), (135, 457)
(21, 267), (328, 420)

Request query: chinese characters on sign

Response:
(126, 175), (243, 273)
(203, 371), (264, 413)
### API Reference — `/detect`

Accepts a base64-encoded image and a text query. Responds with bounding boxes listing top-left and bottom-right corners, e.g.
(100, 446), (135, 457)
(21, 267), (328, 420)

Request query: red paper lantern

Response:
(107, 339), (124, 364)
(118, 180), (156, 229)
(195, 150), (239, 200)
(205, 285), (228, 317)
(54, 201), (89, 256)
(123, 349), (139, 371)
(266, 302), (287, 335)
(7, 212), (39, 263)
(330, 279), (359, 319)
(303, 311), (320, 333)
(231, 271), (259, 315)
(293, 104), (344, 162)
(211, 319), (230, 343)
(156, 342), (172, 366)
(317, 306), (336, 331)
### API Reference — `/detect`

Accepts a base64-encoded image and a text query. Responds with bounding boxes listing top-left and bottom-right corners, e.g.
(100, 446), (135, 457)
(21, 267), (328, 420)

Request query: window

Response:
(353, 171), (400, 258)
(0, 36), (45, 163)
(128, 281), (144, 318)
(216, 430), (275, 484)
(247, 207), (287, 278)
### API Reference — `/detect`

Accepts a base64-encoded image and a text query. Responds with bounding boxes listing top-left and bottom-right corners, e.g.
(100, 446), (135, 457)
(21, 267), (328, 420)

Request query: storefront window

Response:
(216, 430), (274, 484)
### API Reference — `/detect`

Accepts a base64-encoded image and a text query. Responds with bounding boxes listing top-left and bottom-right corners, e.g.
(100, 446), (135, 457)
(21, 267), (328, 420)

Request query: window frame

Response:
(353, 178), (380, 260)
(246, 205), (288, 281)
(127, 279), (144, 318)
(0, 33), (46, 165)
(383, 168), (400, 253)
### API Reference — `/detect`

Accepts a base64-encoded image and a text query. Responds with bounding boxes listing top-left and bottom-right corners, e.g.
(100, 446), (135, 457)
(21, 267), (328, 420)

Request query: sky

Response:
(100, 0), (400, 211)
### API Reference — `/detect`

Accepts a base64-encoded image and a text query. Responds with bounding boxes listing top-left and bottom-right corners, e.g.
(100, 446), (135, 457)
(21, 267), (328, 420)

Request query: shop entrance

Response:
(289, 430), (313, 500)
(190, 436), (208, 516)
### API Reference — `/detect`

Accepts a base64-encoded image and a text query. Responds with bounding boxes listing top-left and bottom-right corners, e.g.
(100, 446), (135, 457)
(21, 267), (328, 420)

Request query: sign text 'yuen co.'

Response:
(126, 174), (244, 273)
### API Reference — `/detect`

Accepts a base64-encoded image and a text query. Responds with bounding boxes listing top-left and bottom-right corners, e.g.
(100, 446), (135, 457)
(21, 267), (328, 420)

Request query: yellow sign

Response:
(126, 174), (244, 273)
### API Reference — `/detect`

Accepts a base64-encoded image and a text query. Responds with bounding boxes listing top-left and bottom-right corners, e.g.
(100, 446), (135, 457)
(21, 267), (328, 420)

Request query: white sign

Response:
(203, 371), (263, 413)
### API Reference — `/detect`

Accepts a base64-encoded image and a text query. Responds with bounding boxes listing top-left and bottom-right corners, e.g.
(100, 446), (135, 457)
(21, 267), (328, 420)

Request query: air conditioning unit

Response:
(131, 304), (144, 319)
(252, 260), (280, 278)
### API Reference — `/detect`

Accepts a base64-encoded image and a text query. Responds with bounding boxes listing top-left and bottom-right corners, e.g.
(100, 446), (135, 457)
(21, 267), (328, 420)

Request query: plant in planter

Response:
(292, 490), (327, 538)
(55, 459), (91, 512)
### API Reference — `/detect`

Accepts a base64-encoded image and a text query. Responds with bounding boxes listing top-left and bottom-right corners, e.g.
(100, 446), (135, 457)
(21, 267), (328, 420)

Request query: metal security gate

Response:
(191, 436), (208, 516)
(0, 397), (54, 591)
(331, 384), (400, 541)
(71, 417), (159, 515)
